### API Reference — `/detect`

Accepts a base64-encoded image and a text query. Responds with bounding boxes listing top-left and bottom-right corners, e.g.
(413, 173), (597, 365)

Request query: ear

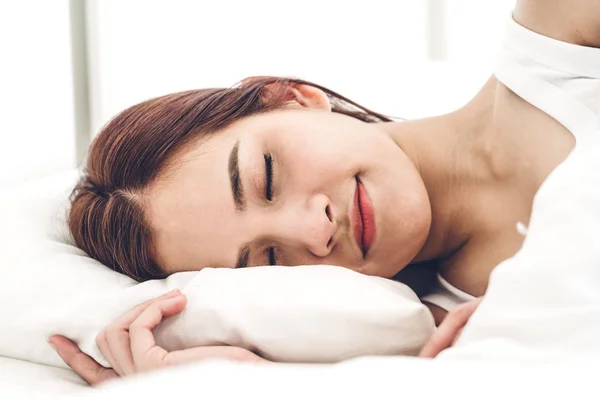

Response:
(241, 78), (331, 111)
(284, 84), (331, 111)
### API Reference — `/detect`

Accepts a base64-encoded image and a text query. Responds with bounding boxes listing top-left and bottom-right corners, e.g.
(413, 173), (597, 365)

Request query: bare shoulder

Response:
(514, 0), (600, 48)
(440, 228), (527, 298)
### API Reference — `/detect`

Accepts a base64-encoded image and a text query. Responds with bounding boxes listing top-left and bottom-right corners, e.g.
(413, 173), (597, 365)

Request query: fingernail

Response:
(166, 294), (184, 305)
(48, 339), (57, 351)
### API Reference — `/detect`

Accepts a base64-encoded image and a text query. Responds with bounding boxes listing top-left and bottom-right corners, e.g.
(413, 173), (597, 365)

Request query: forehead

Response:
(145, 126), (241, 273)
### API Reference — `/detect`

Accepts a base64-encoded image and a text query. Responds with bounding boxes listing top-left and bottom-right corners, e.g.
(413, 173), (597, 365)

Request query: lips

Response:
(352, 177), (376, 257)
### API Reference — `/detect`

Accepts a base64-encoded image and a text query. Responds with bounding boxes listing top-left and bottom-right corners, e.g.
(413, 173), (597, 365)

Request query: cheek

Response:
(271, 115), (403, 192)
(380, 159), (431, 261)
(284, 123), (384, 168)
(277, 135), (356, 183)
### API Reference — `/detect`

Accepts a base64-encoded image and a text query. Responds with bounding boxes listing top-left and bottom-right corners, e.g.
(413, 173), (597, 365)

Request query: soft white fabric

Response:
(494, 16), (600, 140)
(0, 356), (88, 398)
(0, 171), (434, 368)
(66, 357), (599, 400)
(3, 355), (597, 400)
(153, 265), (434, 362)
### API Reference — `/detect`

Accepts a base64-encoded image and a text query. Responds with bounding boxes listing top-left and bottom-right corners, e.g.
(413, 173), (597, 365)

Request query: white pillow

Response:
(0, 169), (434, 368)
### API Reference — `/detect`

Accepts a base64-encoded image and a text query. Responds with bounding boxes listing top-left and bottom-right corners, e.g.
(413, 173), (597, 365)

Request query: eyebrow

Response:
(228, 139), (246, 212)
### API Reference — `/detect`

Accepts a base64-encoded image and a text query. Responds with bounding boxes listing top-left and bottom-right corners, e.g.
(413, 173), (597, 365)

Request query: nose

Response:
(275, 193), (336, 258)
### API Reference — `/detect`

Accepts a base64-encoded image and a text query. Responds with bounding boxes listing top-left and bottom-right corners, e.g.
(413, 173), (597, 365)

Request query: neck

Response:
(380, 77), (505, 262)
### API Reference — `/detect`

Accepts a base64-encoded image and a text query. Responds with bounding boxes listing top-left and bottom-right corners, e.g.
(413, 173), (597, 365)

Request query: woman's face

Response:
(146, 89), (431, 278)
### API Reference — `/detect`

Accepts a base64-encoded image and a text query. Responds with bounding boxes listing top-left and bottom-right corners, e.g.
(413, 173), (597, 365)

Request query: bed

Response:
(2, 118), (600, 399)
(1, 352), (597, 399)
(0, 356), (85, 398)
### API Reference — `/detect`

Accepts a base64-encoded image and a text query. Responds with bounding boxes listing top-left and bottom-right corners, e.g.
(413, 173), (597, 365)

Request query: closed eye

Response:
(268, 247), (279, 266)
(264, 153), (274, 201)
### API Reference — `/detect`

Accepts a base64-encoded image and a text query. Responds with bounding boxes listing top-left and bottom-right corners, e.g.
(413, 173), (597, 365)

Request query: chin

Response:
(358, 256), (409, 279)
(368, 220), (431, 278)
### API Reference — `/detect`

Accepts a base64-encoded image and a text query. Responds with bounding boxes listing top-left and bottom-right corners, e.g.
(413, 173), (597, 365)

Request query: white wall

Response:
(0, 0), (516, 188)
(87, 0), (515, 134)
(0, 0), (76, 187)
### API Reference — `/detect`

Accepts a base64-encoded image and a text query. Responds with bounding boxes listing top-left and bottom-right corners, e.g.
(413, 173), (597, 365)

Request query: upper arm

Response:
(514, 0), (600, 48)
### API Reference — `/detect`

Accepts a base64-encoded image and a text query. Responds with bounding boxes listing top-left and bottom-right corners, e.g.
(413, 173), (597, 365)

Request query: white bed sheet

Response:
(0, 355), (89, 399)
(67, 356), (597, 400)
(3, 354), (597, 400)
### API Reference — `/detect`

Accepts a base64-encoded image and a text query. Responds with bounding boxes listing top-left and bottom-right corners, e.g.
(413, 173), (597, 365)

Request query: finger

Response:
(95, 331), (123, 376)
(165, 346), (268, 367)
(115, 289), (182, 329)
(129, 294), (187, 371)
(103, 329), (134, 376)
(451, 327), (464, 346)
(419, 306), (472, 358)
(101, 289), (181, 376)
(419, 299), (481, 358)
(419, 299), (481, 357)
(49, 335), (118, 386)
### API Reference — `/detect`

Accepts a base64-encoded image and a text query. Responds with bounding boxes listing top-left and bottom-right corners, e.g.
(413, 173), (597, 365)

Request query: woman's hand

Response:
(419, 297), (483, 358)
(49, 289), (266, 386)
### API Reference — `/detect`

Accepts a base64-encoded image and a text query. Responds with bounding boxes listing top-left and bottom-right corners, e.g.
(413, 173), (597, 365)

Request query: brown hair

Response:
(68, 76), (393, 281)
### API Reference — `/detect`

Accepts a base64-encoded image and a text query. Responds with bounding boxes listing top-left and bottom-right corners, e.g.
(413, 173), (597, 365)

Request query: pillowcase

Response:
(0, 169), (434, 368)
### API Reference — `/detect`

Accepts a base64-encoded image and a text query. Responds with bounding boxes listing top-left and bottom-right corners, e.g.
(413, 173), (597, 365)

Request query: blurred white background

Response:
(0, 0), (515, 188)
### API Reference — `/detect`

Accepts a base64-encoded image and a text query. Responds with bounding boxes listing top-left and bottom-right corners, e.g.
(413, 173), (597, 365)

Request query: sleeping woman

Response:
(50, 0), (600, 385)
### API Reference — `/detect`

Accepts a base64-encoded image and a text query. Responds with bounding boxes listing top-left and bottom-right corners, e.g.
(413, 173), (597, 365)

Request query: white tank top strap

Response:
(421, 273), (476, 312)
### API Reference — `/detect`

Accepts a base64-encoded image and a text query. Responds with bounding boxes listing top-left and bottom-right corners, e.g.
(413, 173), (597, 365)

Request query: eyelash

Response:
(264, 153), (275, 201)
(268, 247), (279, 266)
(264, 152), (278, 266)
